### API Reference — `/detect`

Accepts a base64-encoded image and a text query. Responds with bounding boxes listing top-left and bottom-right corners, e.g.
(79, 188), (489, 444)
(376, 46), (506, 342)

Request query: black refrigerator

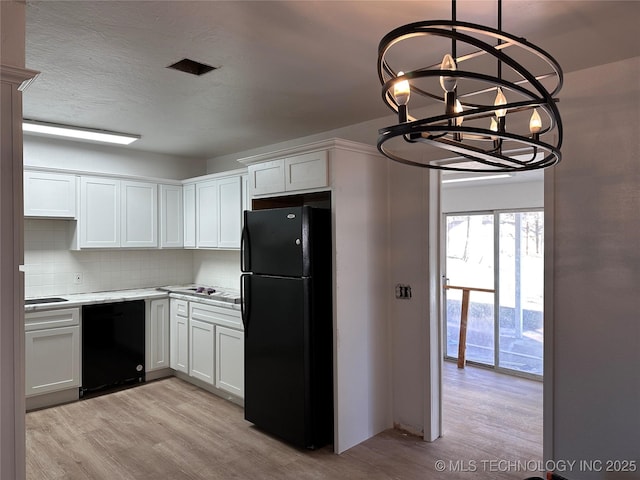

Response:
(241, 206), (333, 449)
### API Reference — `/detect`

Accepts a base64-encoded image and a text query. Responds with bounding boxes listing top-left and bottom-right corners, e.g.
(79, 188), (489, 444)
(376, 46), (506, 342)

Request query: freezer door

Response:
(244, 274), (313, 447)
(242, 206), (309, 277)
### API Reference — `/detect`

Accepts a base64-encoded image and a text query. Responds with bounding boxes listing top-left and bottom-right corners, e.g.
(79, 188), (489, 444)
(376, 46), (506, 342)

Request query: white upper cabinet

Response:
(121, 180), (158, 248)
(242, 174), (249, 214)
(285, 151), (329, 192)
(24, 170), (78, 218)
(191, 173), (244, 250)
(183, 183), (196, 248)
(78, 176), (160, 249)
(195, 179), (219, 248)
(79, 176), (121, 248)
(217, 176), (242, 249)
(249, 159), (286, 196)
(159, 184), (183, 248)
(248, 150), (329, 196)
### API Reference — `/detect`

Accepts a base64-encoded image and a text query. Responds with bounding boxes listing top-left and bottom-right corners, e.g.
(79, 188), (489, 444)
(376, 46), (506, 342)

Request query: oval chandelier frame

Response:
(377, 4), (563, 172)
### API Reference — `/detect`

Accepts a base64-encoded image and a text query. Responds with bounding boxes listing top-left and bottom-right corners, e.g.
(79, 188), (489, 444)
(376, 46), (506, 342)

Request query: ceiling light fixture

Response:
(441, 173), (512, 184)
(22, 120), (140, 145)
(377, 0), (563, 172)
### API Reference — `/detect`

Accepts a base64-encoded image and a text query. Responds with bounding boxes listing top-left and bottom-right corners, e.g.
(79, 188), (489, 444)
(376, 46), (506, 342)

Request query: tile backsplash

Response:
(24, 219), (194, 298)
(193, 250), (241, 291)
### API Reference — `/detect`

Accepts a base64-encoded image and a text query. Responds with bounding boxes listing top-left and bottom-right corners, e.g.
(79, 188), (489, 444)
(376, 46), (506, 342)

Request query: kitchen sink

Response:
(24, 297), (68, 305)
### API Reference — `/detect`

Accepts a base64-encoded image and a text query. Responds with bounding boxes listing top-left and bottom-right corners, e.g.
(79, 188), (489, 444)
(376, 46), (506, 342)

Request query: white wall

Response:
(442, 180), (543, 213)
(547, 57), (640, 476)
(24, 136), (207, 180)
(388, 163), (437, 438)
(331, 145), (392, 453)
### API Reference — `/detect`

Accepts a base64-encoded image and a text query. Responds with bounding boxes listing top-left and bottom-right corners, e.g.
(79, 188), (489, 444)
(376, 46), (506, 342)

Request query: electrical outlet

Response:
(395, 284), (412, 299)
(74, 272), (83, 285)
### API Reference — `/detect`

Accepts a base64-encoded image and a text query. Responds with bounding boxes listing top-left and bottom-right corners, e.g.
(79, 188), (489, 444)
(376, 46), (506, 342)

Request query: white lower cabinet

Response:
(146, 298), (169, 371)
(170, 298), (244, 399)
(215, 325), (244, 397)
(189, 318), (215, 385)
(25, 308), (80, 397)
(170, 298), (189, 374)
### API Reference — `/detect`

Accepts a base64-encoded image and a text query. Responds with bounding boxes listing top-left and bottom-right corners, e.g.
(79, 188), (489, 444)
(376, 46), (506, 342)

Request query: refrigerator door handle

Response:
(241, 274), (250, 334)
(240, 221), (250, 273)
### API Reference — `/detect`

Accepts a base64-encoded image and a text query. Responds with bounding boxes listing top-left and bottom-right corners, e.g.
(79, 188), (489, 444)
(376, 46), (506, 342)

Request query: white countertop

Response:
(25, 287), (242, 312)
(166, 292), (241, 311)
(24, 288), (168, 312)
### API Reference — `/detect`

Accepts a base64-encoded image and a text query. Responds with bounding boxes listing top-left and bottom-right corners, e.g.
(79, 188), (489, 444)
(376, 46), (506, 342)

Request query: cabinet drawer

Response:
(25, 308), (80, 332)
(171, 298), (189, 318)
(189, 302), (242, 330)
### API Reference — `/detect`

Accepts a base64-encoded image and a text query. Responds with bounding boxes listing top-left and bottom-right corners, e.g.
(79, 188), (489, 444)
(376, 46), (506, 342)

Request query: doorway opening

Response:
(443, 210), (544, 377)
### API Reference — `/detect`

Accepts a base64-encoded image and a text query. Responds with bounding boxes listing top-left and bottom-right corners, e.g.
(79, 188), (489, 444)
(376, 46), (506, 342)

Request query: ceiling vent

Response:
(167, 58), (217, 76)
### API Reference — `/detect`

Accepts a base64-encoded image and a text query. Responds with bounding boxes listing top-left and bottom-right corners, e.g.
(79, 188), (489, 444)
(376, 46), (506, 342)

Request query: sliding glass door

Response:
(498, 211), (544, 375)
(444, 210), (544, 377)
(444, 214), (495, 366)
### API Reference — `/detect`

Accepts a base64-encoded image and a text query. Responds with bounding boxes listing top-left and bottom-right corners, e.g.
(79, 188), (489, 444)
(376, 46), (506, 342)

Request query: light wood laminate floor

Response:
(26, 362), (542, 479)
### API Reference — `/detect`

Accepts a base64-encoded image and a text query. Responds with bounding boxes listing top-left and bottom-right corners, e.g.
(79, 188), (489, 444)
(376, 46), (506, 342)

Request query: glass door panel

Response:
(444, 214), (495, 366)
(498, 212), (544, 375)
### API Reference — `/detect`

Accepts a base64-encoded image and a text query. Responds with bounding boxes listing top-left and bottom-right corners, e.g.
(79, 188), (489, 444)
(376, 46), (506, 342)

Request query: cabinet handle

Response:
(240, 219), (250, 273)
(240, 274), (250, 336)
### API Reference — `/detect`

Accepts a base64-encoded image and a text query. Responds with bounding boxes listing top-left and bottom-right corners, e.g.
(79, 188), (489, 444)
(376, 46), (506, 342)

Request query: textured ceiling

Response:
(23, 1), (640, 160)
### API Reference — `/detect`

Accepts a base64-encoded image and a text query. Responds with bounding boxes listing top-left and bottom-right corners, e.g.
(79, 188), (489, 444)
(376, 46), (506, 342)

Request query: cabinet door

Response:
(215, 325), (244, 398)
(121, 180), (158, 248)
(80, 176), (120, 248)
(147, 299), (169, 371)
(24, 170), (77, 218)
(183, 183), (196, 248)
(170, 299), (189, 374)
(189, 318), (215, 385)
(285, 151), (329, 192)
(195, 180), (218, 248)
(159, 184), (184, 248)
(242, 174), (250, 216)
(25, 326), (80, 396)
(217, 176), (242, 249)
(249, 159), (285, 196)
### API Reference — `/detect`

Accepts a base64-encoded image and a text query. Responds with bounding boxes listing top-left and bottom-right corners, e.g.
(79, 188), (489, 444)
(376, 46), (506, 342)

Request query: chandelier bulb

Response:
(494, 87), (507, 118)
(529, 108), (542, 134)
(439, 54), (457, 93)
(490, 117), (498, 140)
(455, 99), (464, 126)
(393, 71), (411, 106)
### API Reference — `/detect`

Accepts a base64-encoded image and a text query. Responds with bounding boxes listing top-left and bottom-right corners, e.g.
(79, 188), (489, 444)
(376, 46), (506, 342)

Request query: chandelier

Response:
(377, 0), (563, 172)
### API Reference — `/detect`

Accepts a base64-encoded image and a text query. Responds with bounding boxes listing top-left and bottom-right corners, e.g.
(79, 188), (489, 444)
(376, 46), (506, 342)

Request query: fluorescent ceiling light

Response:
(22, 120), (140, 145)
(442, 174), (512, 184)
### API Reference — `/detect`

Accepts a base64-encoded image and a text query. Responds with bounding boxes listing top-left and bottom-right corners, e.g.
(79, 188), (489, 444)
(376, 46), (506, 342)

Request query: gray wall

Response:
(547, 56), (640, 476)
(24, 136), (207, 180)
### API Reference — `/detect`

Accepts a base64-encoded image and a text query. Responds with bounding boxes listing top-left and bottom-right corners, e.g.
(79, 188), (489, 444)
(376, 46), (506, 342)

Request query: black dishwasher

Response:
(81, 300), (145, 398)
